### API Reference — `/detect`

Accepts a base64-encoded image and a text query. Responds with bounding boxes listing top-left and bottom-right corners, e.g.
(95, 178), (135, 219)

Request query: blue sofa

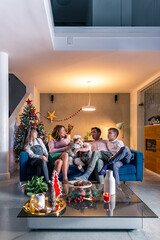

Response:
(19, 150), (143, 183)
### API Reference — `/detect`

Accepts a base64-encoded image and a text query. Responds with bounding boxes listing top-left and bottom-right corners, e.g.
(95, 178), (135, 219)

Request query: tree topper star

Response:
(26, 98), (32, 105)
(47, 111), (56, 122)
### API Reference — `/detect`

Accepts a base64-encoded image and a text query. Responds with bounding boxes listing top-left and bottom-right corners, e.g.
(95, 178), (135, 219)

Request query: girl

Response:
(24, 127), (49, 183)
(48, 125), (70, 183)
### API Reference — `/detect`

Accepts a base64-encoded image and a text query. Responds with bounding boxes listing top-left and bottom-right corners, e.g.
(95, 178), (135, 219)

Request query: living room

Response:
(0, 0), (160, 239)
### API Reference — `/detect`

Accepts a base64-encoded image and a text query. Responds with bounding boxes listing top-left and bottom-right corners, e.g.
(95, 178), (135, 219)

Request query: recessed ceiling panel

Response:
(50, 0), (160, 27)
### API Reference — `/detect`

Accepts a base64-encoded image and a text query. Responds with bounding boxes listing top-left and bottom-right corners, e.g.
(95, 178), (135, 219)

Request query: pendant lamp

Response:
(82, 81), (96, 111)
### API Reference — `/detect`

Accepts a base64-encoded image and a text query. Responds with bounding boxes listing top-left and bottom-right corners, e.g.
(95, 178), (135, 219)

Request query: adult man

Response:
(90, 127), (111, 183)
(76, 128), (134, 185)
(76, 127), (111, 184)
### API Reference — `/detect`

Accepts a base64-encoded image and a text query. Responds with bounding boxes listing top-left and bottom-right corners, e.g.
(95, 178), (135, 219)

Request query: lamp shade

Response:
(82, 80), (96, 112)
(82, 106), (96, 111)
(116, 122), (124, 129)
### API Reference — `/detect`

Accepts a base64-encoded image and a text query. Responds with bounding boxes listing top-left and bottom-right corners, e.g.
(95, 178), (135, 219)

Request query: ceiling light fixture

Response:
(82, 81), (96, 111)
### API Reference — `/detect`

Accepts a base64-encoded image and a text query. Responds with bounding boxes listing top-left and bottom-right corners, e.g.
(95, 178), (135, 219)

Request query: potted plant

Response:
(84, 131), (92, 141)
(66, 124), (74, 139)
(87, 131), (92, 139)
(22, 176), (48, 196)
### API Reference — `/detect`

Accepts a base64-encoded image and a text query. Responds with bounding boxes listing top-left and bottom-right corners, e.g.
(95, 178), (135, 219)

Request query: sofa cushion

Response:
(119, 174), (137, 182)
(119, 164), (136, 175)
(59, 165), (82, 181)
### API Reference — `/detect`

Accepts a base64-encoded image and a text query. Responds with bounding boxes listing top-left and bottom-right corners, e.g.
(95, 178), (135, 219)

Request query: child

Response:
(68, 135), (92, 172)
(24, 127), (49, 183)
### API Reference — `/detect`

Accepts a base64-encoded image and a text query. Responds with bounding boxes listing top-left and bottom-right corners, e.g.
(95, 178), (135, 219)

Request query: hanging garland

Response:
(37, 108), (82, 122)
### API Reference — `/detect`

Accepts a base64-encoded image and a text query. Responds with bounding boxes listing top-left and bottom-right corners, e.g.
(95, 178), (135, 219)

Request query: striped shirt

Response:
(91, 138), (108, 152)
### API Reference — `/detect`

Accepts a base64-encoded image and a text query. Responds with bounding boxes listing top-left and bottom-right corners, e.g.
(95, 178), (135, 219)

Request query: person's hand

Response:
(43, 156), (49, 162)
(65, 145), (70, 151)
(73, 149), (79, 155)
(108, 156), (113, 162)
(40, 155), (48, 162)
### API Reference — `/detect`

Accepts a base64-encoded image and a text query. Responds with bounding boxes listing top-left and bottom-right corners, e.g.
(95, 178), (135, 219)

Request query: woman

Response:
(24, 127), (50, 183)
(48, 125), (70, 183)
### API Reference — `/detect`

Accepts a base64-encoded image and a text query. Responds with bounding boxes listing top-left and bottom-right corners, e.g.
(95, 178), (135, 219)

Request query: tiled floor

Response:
(0, 168), (159, 240)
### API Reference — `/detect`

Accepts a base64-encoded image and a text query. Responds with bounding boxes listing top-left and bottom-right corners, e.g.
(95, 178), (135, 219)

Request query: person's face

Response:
(108, 130), (117, 141)
(31, 130), (38, 139)
(75, 138), (83, 146)
(59, 127), (66, 138)
(91, 129), (101, 140)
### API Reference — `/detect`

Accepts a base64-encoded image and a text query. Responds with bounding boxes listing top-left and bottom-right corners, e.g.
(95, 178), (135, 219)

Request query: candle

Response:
(103, 192), (111, 202)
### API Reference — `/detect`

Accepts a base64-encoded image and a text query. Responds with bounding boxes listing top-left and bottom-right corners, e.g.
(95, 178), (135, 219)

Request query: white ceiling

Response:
(0, 0), (160, 93)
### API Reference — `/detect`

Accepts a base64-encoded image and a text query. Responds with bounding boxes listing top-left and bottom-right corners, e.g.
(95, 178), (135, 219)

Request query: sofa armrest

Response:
(131, 150), (143, 181)
(19, 151), (29, 182)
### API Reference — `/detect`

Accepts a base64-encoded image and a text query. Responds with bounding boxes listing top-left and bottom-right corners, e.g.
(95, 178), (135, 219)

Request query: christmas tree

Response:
(14, 98), (46, 158)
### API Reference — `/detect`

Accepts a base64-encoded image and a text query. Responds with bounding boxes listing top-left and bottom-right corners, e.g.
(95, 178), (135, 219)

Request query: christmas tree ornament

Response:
(47, 111), (56, 122)
(51, 170), (62, 198)
(26, 98), (32, 105)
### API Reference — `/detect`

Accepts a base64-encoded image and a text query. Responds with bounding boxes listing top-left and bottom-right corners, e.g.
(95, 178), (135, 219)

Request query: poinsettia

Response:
(67, 124), (74, 134)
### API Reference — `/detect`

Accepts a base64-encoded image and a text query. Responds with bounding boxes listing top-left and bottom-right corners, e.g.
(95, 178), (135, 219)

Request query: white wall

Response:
(34, 87), (40, 113)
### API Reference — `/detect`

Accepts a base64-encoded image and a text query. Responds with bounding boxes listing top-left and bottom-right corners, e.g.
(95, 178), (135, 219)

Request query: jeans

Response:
(89, 147), (134, 184)
(29, 158), (49, 183)
(109, 146), (134, 184)
(88, 151), (112, 172)
(88, 151), (112, 183)
(95, 159), (105, 184)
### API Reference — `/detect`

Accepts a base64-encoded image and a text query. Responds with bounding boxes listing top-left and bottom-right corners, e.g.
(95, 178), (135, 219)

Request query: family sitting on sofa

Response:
(24, 124), (134, 185)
